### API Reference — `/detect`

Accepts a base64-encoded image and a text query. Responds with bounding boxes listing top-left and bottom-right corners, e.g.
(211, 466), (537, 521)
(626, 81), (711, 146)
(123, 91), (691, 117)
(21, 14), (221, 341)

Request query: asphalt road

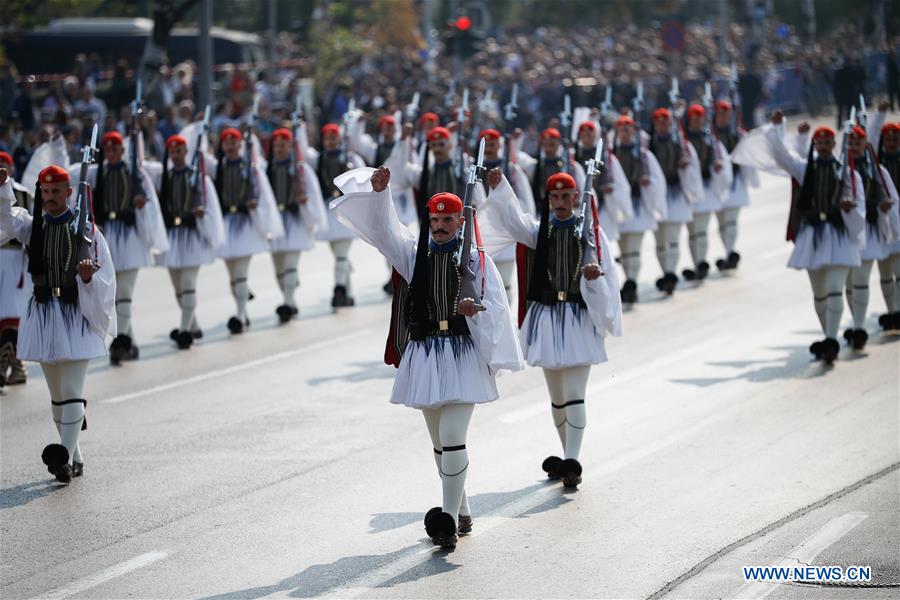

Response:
(1, 132), (898, 599)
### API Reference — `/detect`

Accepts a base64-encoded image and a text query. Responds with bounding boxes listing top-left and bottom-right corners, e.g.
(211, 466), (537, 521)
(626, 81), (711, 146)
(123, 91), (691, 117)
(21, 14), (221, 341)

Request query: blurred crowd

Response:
(1, 15), (897, 179)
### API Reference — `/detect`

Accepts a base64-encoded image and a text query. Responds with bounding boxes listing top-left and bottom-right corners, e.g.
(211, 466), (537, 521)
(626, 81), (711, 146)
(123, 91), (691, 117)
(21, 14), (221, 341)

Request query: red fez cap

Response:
(378, 115), (396, 128)
(882, 122), (900, 135)
(578, 121), (597, 133)
(850, 126), (867, 139)
(272, 128), (293, 142)
(687, 104), (706, 118)
(652, 108), (671, 120)
(419, 112), (440, 124)
(166, 134), (187, 150)
(101, 131), (124, 146)
(220, 127), (242, 142)
(541, 128), (561, 140)
(715, 100), (732, 111)
(0, 151), (12, 167)
(427, 192), (463, 214)
(427, 126), (451, 142)
(480, 128), (501, 140)
(615, 115), (635, 127)
(546, 172), (576, 192)
(321, 123), (341, 137)
(813, 126), (836, 140)
(38, 165), (70, 185)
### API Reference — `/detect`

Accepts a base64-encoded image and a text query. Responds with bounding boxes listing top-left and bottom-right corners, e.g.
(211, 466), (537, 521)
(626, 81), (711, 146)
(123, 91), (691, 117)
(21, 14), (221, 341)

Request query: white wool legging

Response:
(655, 223), (681, 274)
(807, 266), (850, 339)
(115, 268), (139, 338)
(422, 403), (475, 526)
(41, 360), (89, 466)
(717, 207), (740, 255)
(619, 232), (644, 282)
(687, 212), (712, 267)
(225, 257), (252, 320)
(272, 251), (301, 308)
(542, 365), (591, 461)
(329, 239), (353, 291)
(845, 260), (873, 329)
(168, 267), (200, 332)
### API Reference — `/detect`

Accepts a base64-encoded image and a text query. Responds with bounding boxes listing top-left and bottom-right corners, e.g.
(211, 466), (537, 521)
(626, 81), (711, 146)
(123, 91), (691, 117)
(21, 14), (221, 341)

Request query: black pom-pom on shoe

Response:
(423, 506), (442, 536)
(682, 268), (697, 281)
(192, 329), (204, 339)
(809, 340), (824, 360)
(716, 258), (728, 272)
(428, 511), (458, 548)
(276, 304), (294, 324)
(822, 338), (840, 365)
(227, 317), (244, 335)
(851, 329), (868, 350)
(560, 458), (583, 488)
(169, 329), (179, 342)
(727, 251), (741, 269)
(41, 443), (71, 483)
(696, 261), (710, 280)
(176, 331), (194, 350)
(542, 455), (563, 480)
(843, 328), (855, 345)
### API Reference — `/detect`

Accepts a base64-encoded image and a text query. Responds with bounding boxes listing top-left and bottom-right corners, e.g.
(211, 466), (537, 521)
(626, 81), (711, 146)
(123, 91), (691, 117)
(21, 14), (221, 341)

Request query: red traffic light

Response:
(455, 16), (472, 31)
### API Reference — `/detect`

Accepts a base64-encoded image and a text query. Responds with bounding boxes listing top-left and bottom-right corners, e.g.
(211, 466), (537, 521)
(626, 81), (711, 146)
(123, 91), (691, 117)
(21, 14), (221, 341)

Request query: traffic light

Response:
(445, 14), (482, 59)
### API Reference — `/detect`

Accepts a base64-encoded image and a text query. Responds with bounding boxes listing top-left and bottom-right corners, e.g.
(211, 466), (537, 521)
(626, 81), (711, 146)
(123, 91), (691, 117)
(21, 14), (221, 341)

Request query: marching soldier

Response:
(766, 110), (866, 364)
(154, 134), (225, 348)
(212, 127), (284, 334)
(267, 127), (327, 322)
(331, 165), (523, 549)
(612, 115), (667, 304)
(0, 151), (32, 386)
(515, 127), (586, 198)
(1, 164), (116, 483)
(482, 170), (622, 489)
(69, 130), (168, 364)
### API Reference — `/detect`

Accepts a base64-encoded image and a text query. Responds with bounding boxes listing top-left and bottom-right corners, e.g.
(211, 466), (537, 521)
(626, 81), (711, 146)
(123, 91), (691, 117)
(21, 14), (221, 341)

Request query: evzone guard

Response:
(212, 126), (284, 334)
(611, 115), (667, 304)
(647, 107), (702, 295)
(331, 161), (523, 549)
(0, 151), (32, 386)
(869, 104), (900, 330)
(1, 155), (116, 483)
(482, 162), (623, 488)
(266, 127), (326, 323)
(69, 128), (168, 365)
(153, 132), (225, 348)
(296, 120), (366, 308)
(765, 110), (866, 364)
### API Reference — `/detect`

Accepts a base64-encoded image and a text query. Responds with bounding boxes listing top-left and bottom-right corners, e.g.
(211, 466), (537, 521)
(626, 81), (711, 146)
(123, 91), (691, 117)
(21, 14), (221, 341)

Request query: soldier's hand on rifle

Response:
(679, 159), (690, 169)
(840, 199), (855, 213)
(77, 259), (95, 283)
(511, 128), (523, 140)
(878, 100), (890, 112)
(487, 168), (502, 189)
(371, 166), (391, 192)
(458, 297), (480, 317)
(583, 263), (603, 280)
(640, 175), (651, 187)
(247, 199), (259, 210)
(603, 185), (614, 195)
(447, 121), (459, 134)
(133, 194), (147, 209)
(402, 123), (414, 140)
(770, 109), (784, 126)
(713, 160), (723, 173)
(879, 200), (892, 213)
(0, 167), (7, 187)
(193, 206), (205, 219)
(297, 193), (308, 205)
(797, 121), (811, 134)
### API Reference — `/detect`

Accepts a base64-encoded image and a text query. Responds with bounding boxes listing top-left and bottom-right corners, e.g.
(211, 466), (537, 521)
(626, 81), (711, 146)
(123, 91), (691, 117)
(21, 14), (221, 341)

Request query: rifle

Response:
(129, 79), (144, 206)
(340, 98), (356, 166)
(454, 88), (469, 180)
(857, 94), (868, 130)
(469, 89), (491, 152)
(458, 137), (487, 311)
(839, 106), (857, 197)
(668, 77), (691, 157)
(559, 93), (573, 174)
(75, 123), (99, 264)
(632, 80), (644, 131)
(445, 80), (457, 112)
(600, 84), (613, 122)
(580, 139), (604, 273)
(243, 93), (260, 205)
(289, 93), (306, 203)
(404, 91), (420, 126)
(703, 81), (722, 160)
(502, 83), (519, 177)
(189, 105), (211, 210)
(729, 62), (741, 129)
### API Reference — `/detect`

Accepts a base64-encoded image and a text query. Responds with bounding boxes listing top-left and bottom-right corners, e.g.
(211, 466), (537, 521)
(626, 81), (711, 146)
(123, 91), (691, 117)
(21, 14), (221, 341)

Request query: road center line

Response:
(732, 511), (869, 599)
(31, 552), (168, 600)
(103, 327), (377, 404)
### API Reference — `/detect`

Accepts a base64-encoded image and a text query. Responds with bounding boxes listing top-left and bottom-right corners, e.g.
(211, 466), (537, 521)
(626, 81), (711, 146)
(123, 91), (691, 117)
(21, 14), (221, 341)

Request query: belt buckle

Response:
(819, 211), (827, 222)
(557, 291), (567, 302)
(52, 287), (61, 297)
(229, 206), (238, 214)
(278, 203), (285, 211)
(109, 210), (117, 220)
(174, 216), (182, 226)
(438, 320), (449, 332)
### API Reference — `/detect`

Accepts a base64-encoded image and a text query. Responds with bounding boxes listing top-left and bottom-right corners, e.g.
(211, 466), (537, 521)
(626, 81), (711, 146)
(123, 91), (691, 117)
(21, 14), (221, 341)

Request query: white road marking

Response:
(103, 328), (377, 404)
(732, 511), (869, 599)
(500, 335), (733, 424)
(321, 415), (723, 599)
(32, 552), (168, 600)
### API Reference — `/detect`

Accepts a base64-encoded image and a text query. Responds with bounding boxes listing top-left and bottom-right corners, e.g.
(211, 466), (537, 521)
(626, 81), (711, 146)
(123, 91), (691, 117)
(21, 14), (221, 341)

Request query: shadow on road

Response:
(0, 479), (64, 509)
(307, 360), (395, 386)
(670, 344), (831, 388)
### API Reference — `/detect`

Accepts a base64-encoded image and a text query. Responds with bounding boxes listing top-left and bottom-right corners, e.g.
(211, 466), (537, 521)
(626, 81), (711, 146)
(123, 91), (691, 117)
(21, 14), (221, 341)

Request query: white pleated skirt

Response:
(721, 174), (750, 209)
(520, 302), (607, 368)
(598, 205), (620, 242)
(391, 334), (498, 409)
(0, 248), (30, 319)
(661, 187), (693, 224)
(18, 297), (107, 363)
(620, 197), (657, 233)
(316, 203), (356, 242)
(859, 223), (891, 262)
(788, 223), (862, 270)
(691, 181), (722, 214)
(270, 211), (315, 253)
(158, 227), (215, 268)
(105, 221), (151, 271)
(217, 213), (269, 259)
